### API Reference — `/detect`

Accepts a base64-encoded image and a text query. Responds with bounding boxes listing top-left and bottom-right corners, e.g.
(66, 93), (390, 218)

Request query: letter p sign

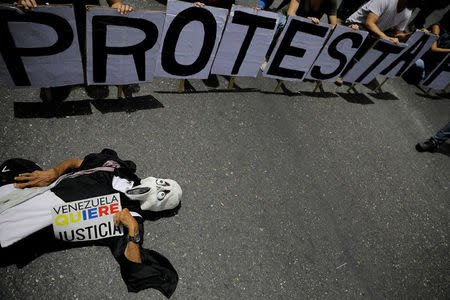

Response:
(0, 6), (84, 88)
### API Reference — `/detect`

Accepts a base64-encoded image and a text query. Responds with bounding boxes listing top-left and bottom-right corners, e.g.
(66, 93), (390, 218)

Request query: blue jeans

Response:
(402, 59), (426, 84)
(431, 122), (450, 146)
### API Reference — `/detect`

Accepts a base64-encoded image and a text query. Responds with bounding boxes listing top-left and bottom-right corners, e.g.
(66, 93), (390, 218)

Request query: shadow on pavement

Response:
(155, 88), (258, 94)
(415, 92), (446, 100)
(368, 91), (399, 100)
(337, 92), (375, 104)
(435, 92), (450, 99)
(91, 95), (164, 113)
(301, 91), (338, 98)
(14, 100), (92, 118)
(13, 95), (163, 118)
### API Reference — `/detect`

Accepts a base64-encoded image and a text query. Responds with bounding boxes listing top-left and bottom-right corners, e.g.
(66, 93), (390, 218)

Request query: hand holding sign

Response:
(109, 2), (133, 15)
(13, 0), (37, 10)
(307, 17), (320, 24)
(113, 208), (142, 263)
(113, 208), (138, 235)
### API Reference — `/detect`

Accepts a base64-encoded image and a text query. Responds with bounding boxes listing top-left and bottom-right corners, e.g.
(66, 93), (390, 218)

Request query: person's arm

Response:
(287, 0), (299, 16)
(365, 12), (399, 43)
(393, 29), (412, 42)
(106, 0), (132, 15)
(13, 158), (82, 189)
(328, 14), (337, 27)
(113, 208), (142, 263)
(430, 24), (450, 53)
(327, 0), (338, 27)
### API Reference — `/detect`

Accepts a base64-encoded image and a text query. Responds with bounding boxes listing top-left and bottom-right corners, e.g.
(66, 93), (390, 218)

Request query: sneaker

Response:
(415, 139), (438, 152)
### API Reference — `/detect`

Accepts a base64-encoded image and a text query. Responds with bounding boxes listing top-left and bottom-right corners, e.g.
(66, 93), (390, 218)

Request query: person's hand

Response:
(14, 0), (37, 10)
(348, 24), (359, 30)
(111, 2), (133, 15)
(14, 169), (58, 189)
(420, 28), (430, 34)
(386, 36), (399, 44)
(307, 17), (320, 24)
(113, 208), (138, 234)
(253, 6), (262, 10)
(194, 2), (205, 6)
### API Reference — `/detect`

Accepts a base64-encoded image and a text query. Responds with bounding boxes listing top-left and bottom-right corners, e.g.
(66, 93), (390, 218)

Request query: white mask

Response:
(125, 177), (182, 211)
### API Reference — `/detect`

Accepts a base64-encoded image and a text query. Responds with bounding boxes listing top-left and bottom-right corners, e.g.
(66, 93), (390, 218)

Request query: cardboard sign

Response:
(86, 8), (165, 85)
(52, 193), (123, 242)
(305, 25), (368, 82)
(154, 0), (228, 79)
(422, 52), (450, 90)
(379, 31), (439, 78)
(342, 39), (406, 84)
(0, 6), (83, 88)
(0, 5), (446, 87)
(262, 16), (332, 82)
(211, 5), (278, 77)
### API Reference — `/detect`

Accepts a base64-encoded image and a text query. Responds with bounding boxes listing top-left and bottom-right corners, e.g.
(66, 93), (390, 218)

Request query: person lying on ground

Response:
(0, 149), (182, 297)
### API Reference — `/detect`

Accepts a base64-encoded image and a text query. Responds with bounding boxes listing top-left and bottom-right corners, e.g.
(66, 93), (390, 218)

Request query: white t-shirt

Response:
(346, 0), (412, 32)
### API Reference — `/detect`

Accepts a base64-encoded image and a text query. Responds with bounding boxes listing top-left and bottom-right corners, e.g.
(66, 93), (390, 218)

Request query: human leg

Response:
(416, 122), (450, 152)
(431, 122), (450, 145)
(402, 59), (426, 85)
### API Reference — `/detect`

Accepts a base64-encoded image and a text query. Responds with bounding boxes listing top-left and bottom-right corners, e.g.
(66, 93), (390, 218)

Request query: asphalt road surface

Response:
(0, 0), (449, 299)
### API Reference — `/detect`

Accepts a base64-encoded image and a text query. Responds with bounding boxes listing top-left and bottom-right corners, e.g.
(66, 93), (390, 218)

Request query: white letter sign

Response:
(86, 7), (165, 85)
(154, 0), (228, 79)
(0, 6), (83, 88)
(305, 25), (368, 82)
(211, 5), (278, 77)
(262, 16), (332, 82)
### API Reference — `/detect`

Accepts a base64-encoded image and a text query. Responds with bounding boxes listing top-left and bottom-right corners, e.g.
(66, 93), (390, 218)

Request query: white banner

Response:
(0, 3), (447, 89)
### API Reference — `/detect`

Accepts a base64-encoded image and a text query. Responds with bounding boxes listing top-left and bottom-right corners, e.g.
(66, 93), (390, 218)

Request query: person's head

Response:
(125, 177), (182, 211)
